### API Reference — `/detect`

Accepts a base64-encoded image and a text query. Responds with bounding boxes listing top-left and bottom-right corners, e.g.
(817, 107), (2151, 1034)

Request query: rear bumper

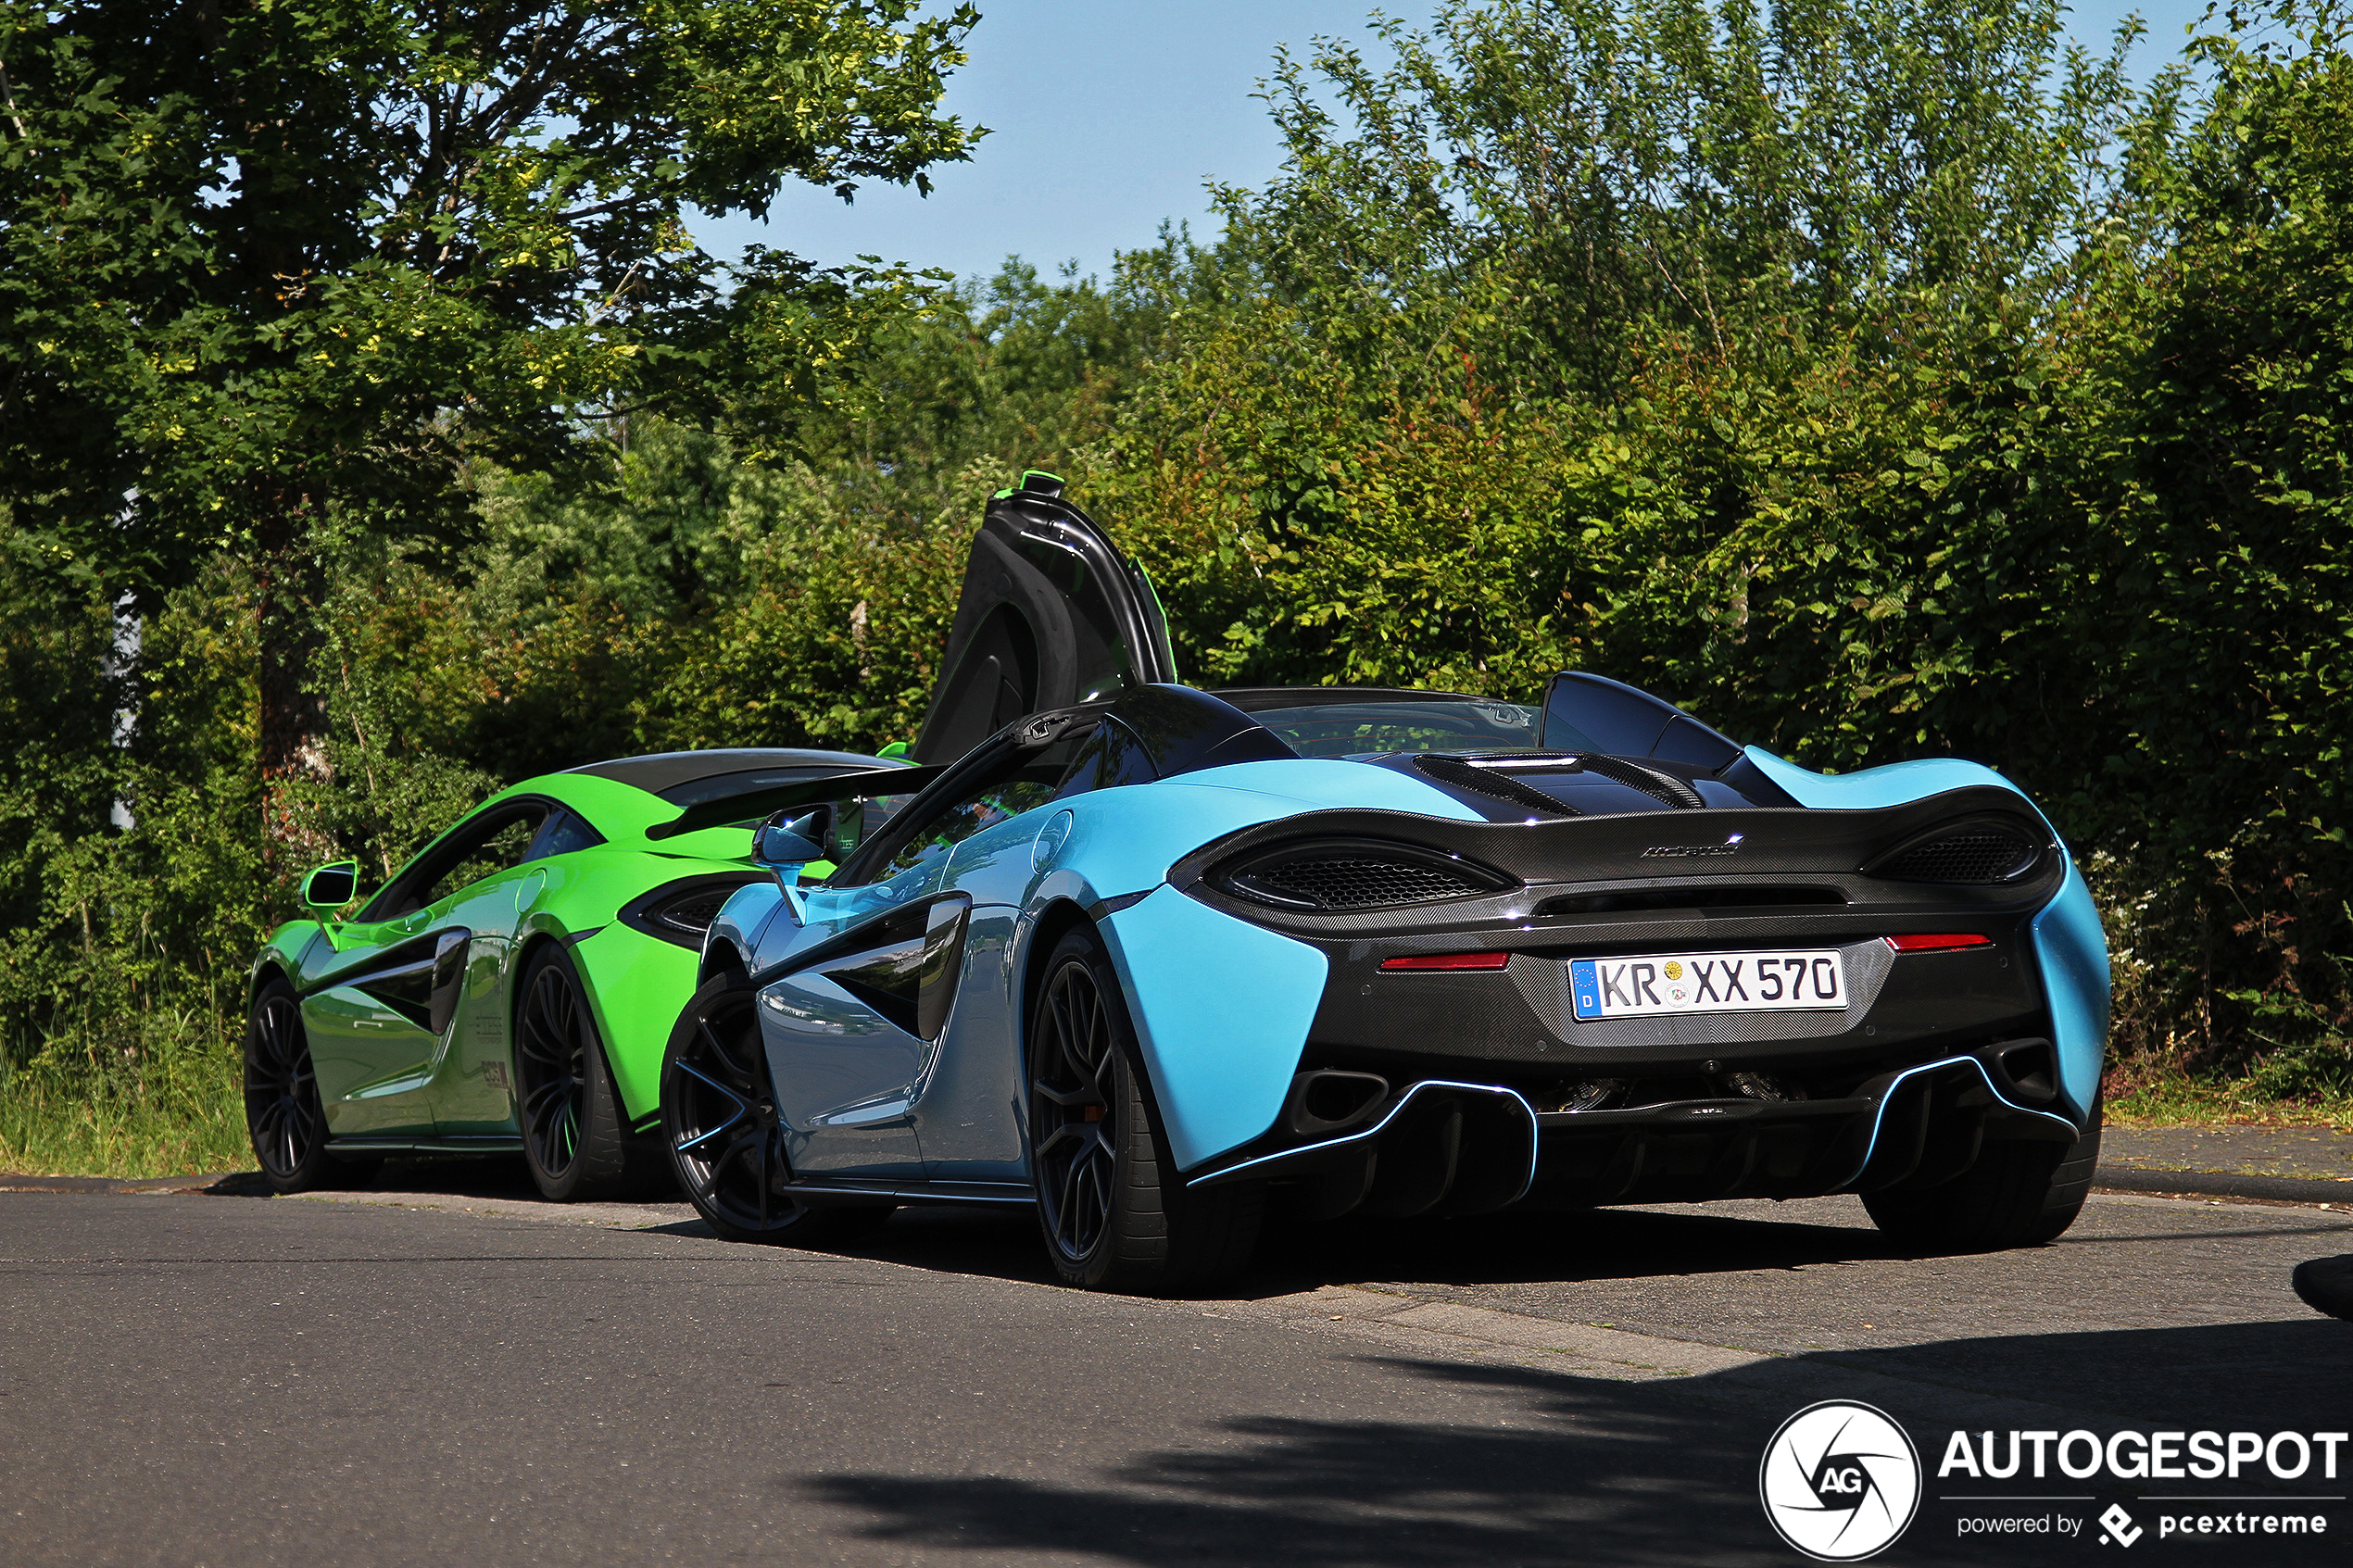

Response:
(1186, 1037), (2082, 1215)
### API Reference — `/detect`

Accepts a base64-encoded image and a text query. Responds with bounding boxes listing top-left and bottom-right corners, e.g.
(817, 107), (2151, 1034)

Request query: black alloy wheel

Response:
(661, 972), (890, 1247)
(1024, 927), (1264, 1293)
(1029, 953), (1120, 1266)
(244, 978), (375, 1194)
(513, 947), (634, 1201)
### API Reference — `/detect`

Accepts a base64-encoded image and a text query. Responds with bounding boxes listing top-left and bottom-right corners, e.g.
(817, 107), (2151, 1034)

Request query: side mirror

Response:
(754, 810), (827, 868)
(303, 860), (359, 913)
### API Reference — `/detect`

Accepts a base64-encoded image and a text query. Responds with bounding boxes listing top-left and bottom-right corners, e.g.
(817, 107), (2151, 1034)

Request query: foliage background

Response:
(5, 0), (2351, 1169)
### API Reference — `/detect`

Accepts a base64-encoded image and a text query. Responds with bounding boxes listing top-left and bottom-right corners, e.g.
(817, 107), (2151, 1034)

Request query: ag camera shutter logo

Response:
(1759, 1400), (1923, 1561)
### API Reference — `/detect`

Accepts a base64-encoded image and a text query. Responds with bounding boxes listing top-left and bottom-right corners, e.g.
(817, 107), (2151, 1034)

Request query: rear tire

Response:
(1864, 1098), (2102, 1250)
(1026, 928), (1263, 1293)
(661, 972), (893, 1248)
(513, 946), (639, 1202)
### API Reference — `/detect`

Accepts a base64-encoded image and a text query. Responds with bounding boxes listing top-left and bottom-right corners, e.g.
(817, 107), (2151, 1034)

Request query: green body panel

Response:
(247, 759), (861, 1146)
(567, 920), (701, 1121)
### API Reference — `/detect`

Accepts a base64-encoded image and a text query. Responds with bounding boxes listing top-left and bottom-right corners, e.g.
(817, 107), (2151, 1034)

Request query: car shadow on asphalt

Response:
(198, 1157), (680, 1204)
(801, 1360), (1786, 1567)
(839, 1200), (1919, 1298)
(791, 1322), (2353, 1568)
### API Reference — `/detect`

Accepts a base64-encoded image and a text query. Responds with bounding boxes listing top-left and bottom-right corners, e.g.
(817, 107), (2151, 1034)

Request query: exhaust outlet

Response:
(1284, 1070), (1390, 1137)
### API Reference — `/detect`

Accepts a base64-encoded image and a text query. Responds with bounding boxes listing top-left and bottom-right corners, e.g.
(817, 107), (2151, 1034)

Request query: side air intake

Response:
(620, 873), (770, 948)
(1216, 839), (1515, 911)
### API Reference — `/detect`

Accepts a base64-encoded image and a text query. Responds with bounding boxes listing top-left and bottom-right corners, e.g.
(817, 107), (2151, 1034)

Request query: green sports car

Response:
(244, 748), (911, 1198)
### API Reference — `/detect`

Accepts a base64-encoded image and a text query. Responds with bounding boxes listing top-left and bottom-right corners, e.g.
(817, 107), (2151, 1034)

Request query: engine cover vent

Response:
(1217, 838), (1516, 911)
(1874, 827), (2044, 885)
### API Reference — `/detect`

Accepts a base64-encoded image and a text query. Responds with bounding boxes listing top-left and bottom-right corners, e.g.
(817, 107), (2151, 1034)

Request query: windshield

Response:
(1249, 699), (1541, 759)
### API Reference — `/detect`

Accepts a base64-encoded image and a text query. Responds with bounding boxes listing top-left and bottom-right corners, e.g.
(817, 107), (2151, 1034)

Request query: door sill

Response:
(327, 1135), (525, 1157)
(785, 1177), (1034, 1209)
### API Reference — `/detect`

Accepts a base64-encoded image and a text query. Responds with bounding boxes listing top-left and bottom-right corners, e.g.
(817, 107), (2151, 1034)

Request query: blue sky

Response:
(691, 0), (2212, 288)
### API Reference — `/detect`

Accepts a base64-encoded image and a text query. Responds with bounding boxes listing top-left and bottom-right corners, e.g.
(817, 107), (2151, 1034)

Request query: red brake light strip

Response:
(1379, 951), (1512, 972)
(1883, 933), (1993, 952)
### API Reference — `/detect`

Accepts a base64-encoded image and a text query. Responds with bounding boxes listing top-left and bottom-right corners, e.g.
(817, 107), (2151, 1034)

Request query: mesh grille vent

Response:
(654, 887), (741, 935)
(1880, 832), (2040, 884)
(1231, 857), (1485, 910)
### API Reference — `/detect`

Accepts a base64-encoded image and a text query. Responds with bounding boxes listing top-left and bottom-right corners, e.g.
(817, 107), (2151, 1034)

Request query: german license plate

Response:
(1568, 949), (1845, 1021)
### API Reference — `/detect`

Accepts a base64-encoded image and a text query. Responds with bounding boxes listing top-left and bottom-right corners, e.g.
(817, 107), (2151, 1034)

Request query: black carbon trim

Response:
(1086, 891), (1151, 922)
(1183, 1038), (2079, 1209)
(1207, 836), (1516, 913)
(1863, 812), (2056, 886)
(1169, 791), (2062, 943)
(781, 1178), (1036, 1209)
(1299, 917), (2041, 1076)
(1575, 753), (1705, 809)
(648, 764), (948, 841)
(1414, 754), (1577, 818)
(325, 1135), (525, 1155)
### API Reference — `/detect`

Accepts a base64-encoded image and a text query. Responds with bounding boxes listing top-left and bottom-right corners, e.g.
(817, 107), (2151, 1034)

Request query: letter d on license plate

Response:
(1569, 949), (1845, 1021)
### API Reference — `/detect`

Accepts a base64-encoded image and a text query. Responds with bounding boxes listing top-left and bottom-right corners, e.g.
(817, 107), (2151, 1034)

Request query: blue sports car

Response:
(659, 473), (2110, 1291)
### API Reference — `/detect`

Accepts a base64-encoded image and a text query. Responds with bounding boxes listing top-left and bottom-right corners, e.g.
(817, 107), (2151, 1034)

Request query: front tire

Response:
(1863, 1099), (2102, 1250)
(244, 978), (377, 1194)
(661, 972), (892, 1248)
(513, 946), (638, 1201)
(1026, 928), (1263, 1293)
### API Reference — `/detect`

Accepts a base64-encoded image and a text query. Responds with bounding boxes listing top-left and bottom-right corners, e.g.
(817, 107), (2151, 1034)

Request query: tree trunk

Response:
(254, 486), (331, 879)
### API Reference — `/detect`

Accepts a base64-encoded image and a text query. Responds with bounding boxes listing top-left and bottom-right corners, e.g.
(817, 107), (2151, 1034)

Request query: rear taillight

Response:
(1883, 933), (1993, 952)
(1379, 952), (1511, 972)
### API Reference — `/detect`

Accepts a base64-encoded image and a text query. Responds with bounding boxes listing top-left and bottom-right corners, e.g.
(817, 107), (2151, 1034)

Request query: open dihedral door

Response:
(912, 473), (1178, 764)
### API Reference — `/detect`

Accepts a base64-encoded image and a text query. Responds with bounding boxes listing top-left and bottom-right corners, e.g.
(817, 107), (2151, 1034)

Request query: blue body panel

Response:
(1741, 746), (2032, 815)
(1098, 884), (1329, 1172)
(706, 878), (785, 978)
(913, 904), (1028, 1179)
(2031, 859), (2113, 1118)
(1742, 746), (2110, 1124)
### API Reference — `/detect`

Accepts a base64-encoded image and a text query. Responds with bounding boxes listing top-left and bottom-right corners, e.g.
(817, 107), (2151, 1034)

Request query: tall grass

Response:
(0, 1002), (250, 1177)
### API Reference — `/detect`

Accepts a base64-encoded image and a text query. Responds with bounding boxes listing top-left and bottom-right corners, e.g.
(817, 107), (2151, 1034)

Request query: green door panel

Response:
(430, 865), (546, 1135)
(302, 920), (464, 1136)
(305, 985), (441, 1136)
(304, 893), (491, 1139)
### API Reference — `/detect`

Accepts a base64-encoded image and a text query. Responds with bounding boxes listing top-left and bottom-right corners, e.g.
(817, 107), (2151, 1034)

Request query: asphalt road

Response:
(3, 1178), (2348, 1567)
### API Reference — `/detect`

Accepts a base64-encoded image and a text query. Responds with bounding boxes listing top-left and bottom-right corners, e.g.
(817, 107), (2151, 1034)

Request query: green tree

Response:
(0, 0), (978, 809)
(1217, 0), (2139, 396)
